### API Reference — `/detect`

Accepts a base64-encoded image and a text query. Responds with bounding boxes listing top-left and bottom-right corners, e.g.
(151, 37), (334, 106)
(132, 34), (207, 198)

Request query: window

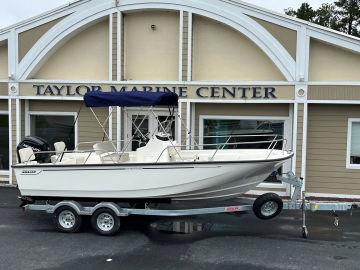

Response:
(347, 119), (360, 169)
(201, 117), (287, 183)
(0, 114), (9, 170)
(30, 114), (76, 151)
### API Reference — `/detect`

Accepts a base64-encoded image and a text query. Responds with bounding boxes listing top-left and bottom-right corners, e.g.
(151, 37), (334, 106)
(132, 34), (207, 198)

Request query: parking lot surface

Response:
(1, 187), (360, 270)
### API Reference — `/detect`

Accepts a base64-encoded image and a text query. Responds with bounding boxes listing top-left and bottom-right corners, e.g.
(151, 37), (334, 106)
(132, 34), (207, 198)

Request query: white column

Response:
(178, 11), (184, 81)
(187, 12), (193, 82)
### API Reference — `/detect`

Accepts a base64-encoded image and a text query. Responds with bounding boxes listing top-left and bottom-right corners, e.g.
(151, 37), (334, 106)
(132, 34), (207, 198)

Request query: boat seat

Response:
(18, 147), (37, 165)
(136, 138), (170, 163)
(93, 141), (123, 163)
(51, 141), (66, 164)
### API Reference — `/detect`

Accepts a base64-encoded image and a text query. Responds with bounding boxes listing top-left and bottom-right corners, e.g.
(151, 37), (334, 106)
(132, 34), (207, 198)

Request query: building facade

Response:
(0, 0), (360, 200)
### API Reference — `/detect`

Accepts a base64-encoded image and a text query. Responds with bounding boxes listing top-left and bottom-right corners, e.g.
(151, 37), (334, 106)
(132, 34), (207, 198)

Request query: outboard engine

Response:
(17, 136), (51, 163)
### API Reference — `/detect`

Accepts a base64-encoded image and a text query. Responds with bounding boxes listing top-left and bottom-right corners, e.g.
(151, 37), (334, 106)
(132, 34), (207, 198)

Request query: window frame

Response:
(0, 110), (9, 175)
(199, 115), (291, 189)
(26, 111), (78, 150)
(346, 118), (360, 170)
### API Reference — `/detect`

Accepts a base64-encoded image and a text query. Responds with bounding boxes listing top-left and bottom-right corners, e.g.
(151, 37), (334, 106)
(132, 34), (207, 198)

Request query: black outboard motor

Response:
(17, 136), (51, 163)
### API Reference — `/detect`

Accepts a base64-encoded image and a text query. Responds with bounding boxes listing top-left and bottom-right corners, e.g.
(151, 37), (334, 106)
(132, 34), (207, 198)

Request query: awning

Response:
(84, 91), (179, 107)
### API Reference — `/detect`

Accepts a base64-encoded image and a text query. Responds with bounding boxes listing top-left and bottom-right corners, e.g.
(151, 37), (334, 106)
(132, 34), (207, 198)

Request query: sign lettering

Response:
(33, 84), (278, 99)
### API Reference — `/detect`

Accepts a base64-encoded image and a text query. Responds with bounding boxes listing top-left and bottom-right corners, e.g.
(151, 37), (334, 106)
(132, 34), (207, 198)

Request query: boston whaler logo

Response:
(21, 170), (40, 175)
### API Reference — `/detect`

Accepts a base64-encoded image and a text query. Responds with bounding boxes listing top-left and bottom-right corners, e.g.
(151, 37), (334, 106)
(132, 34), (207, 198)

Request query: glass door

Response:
(0, 115), (9, 170)
(130, 115), (150, 151)
(126, 110), (177, 151)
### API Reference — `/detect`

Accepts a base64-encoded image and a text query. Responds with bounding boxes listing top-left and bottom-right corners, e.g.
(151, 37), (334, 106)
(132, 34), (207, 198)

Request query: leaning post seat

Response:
(18, 147), (37, 165)
(136, 137), (172, 163)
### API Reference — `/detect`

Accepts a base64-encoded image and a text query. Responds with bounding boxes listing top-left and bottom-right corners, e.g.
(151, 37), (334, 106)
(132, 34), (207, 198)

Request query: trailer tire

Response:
(91, 208), (120, 236)
(253, 193), (283, 220)
(53, 206), (82, 233)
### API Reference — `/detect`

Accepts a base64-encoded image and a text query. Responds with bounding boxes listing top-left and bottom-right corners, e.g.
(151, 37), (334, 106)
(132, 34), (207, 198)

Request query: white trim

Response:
(346, 118), (360, 170)
(0, 0), (89, 34)
(109, 13), (113, 81)
(108, 107), (113, 141)
(117, 11), (122, 81)
(186, 101), (191, 148)
(19, 96), (83, 101)
(177, 101), (182, 144)
(187, 12), (192, 82)
(0, 171), (10, 176)
(191, 102), (195, 146)
(291, 103), (298, 173)
(116, 106), (121, 151)
(15, 98), (21, 145)
(308, 81), (360, 86)
(300, 102), (308, 193)
(178, 10), (184, 82)
(26, 111), (79, 148)
(306, 192), (360, 200)
(8, 99), (12, 185)
(308, 100), (360, 105)
(24, 100), (29, 136)
(198, 114), (291, 189)
(18, 0), (296, 81)
(184, 99), (295, 104)
(19, 79), (295, 85)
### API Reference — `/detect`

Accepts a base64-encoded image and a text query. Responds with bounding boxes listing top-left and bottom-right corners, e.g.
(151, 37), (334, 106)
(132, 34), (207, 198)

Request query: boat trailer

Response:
(23, 172), (359, 238)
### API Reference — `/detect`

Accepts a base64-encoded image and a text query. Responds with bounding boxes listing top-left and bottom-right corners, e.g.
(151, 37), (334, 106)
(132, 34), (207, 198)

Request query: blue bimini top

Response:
(84, 91), (179, 108)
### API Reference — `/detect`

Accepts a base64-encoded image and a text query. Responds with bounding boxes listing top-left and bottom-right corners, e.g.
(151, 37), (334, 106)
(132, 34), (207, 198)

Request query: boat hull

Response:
(14, 159), (287, 201)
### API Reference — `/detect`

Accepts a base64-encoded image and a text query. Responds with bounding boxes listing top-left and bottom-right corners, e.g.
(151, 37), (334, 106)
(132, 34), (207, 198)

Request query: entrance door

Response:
(126, 110), (176, 151)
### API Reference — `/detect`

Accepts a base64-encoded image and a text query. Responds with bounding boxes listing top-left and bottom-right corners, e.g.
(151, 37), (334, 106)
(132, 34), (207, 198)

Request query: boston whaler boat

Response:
(14, 91), (294, 235)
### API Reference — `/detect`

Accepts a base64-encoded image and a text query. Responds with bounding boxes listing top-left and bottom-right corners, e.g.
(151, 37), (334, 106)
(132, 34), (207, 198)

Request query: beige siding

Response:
(28, 101), (110, 148)
(192, 15), (285, 81)
(306, 105), (360, 195)
(195, 103), (289, 137)
(0, 43), (8, 79)
(124, 11), (179, 81)
(296, 104), (303, 175)
(252, 17), (297, 60)
(0, 83), (8, 96)
(309, 85), (360, 100)
(33, 18), (109, 80)
(112, 13), (118, 81)
(18, 17), (63, 62)
(182, 12), (189, 81)
(309, 39), (360, 81)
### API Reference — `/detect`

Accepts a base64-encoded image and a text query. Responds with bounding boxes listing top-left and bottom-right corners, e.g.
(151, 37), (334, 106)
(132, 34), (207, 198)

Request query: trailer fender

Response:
(91, 202), (128, 217)
(47, 201), (84, 215)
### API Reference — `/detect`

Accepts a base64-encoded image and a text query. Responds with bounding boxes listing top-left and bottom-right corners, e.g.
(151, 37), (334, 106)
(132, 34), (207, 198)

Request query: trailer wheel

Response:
(253, 193), (283, 220)
(91, 208), (120, 236)
(53, 206), (82, 233)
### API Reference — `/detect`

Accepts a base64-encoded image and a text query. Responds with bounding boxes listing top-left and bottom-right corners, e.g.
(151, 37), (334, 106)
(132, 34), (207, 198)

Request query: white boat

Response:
(13, 91), (293, 202)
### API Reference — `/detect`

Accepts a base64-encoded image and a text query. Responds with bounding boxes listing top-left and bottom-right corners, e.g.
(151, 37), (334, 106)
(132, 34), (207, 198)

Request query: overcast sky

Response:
(0, 0), (334, 29)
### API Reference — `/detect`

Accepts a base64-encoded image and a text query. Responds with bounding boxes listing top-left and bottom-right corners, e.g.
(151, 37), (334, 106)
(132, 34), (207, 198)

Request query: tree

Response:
(285, 3), (316, 22)
(285, 1), (360, 37)
(334, 0), (360, 36)
(315, 3), (337, 28)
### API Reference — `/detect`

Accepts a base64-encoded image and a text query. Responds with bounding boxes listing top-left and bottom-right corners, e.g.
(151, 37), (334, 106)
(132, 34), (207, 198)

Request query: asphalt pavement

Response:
(1, 186), (360, 270)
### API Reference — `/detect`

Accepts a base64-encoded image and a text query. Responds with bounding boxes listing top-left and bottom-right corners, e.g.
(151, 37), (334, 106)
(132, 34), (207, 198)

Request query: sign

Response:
(32, 84), (277, 99)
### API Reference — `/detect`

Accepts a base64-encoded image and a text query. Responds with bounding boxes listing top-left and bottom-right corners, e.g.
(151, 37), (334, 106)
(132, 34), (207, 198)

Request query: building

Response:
(0, 0), (360, 200)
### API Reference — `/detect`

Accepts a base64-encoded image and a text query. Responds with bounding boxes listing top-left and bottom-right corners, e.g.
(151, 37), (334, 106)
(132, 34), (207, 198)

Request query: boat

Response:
(13, 91), (293, 202)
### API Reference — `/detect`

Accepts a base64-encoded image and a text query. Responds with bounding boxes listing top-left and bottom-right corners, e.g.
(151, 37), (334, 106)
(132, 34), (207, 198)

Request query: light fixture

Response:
(151, 24), (156, 31)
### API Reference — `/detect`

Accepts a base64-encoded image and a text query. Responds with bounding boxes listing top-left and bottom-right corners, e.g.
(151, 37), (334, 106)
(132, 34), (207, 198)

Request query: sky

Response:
(0, 0), (334, 29)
